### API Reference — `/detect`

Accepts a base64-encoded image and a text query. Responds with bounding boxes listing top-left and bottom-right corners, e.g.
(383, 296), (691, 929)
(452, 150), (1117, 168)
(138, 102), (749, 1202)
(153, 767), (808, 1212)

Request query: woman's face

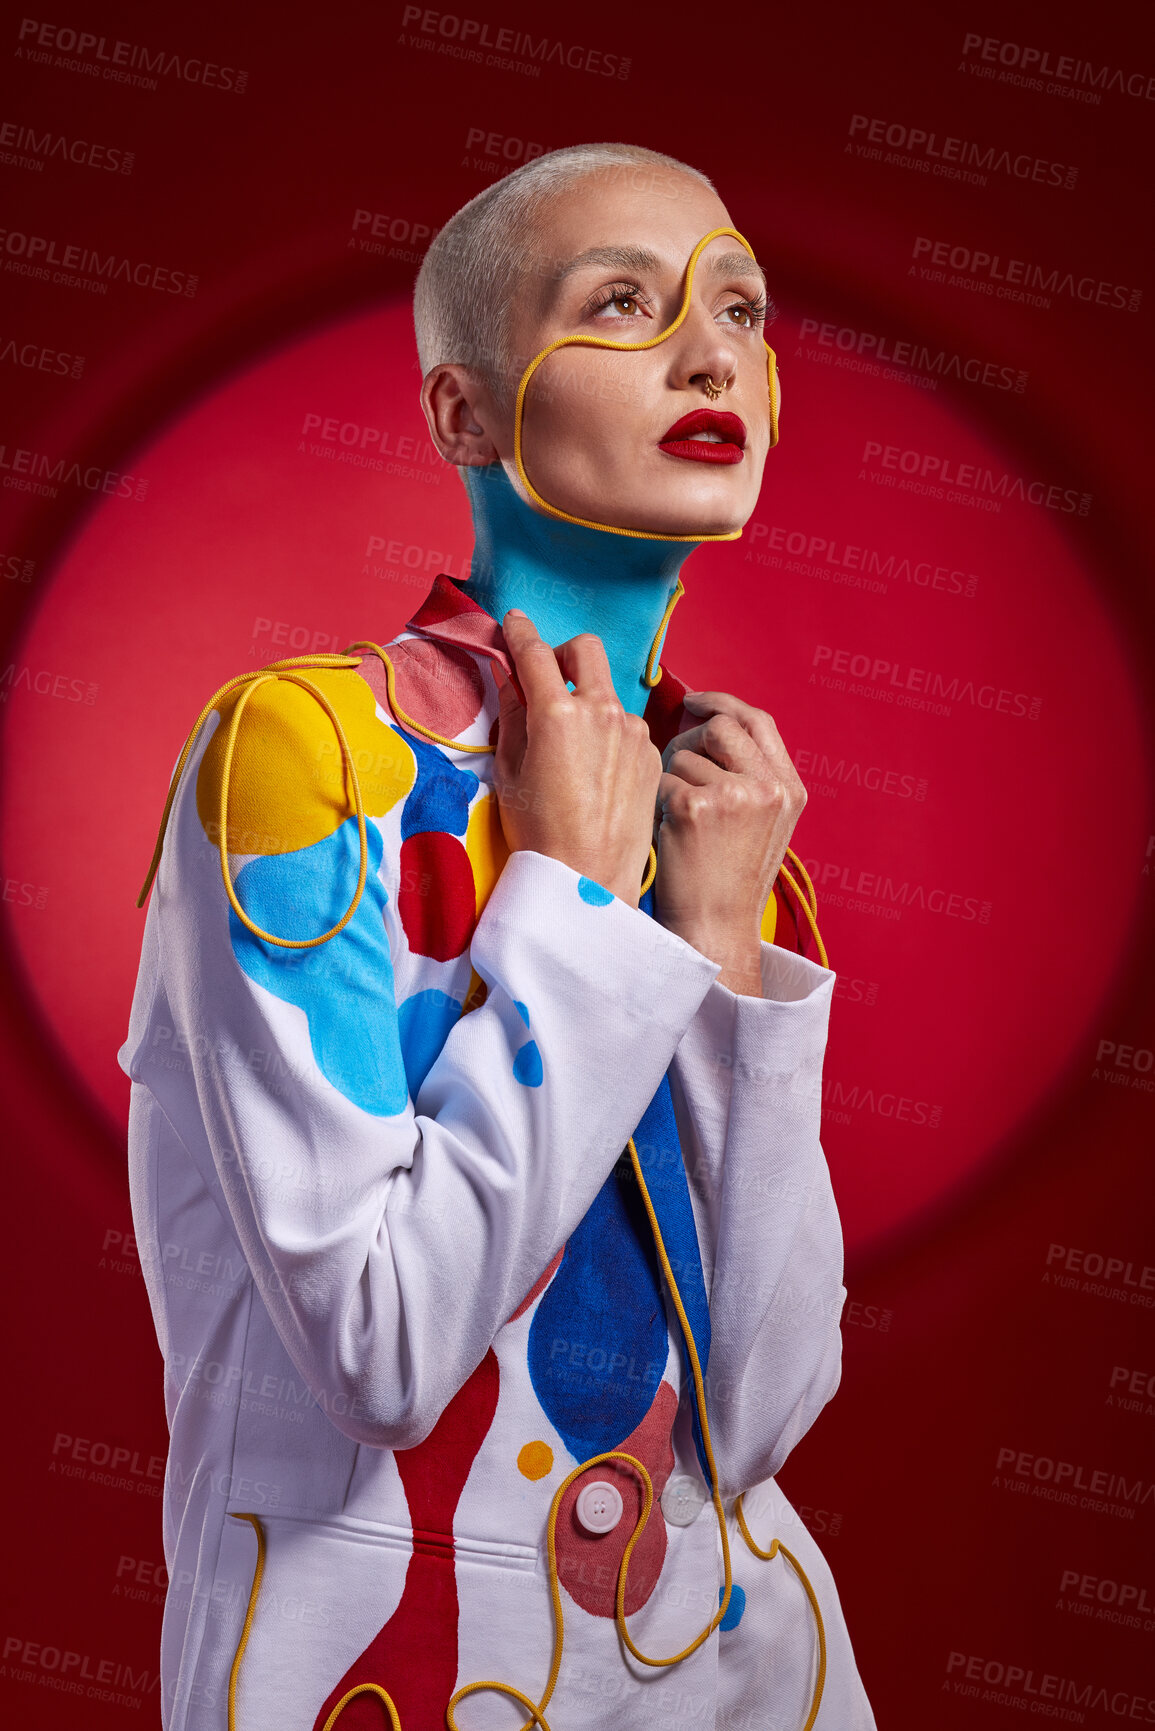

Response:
(488, 167), (775, 538)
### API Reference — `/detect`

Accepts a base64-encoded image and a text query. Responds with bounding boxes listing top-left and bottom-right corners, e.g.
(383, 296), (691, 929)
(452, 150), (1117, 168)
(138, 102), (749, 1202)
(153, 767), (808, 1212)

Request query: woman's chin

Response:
(540, 477), (754, 539)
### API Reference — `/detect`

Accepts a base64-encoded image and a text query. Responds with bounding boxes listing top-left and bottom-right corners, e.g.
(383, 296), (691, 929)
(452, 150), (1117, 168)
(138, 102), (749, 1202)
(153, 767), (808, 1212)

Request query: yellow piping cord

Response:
(513, 227), (779, 543)
(217, 671), (371, 949)
(134, 653), (363, 917)
(224, 1133), (827, 1731)
(641, 579), (685, 688)
(227, 1513), (267, 1731)
(442, 1133), (825, 1731)
(345, 640), (495, 756)
(158, 466), (829, 1731)
(780, 855), (829, 970)
(785, 847), (819, 918)
(733, 1502), (828, 1731)
(136, 597), (682, 946)
(322, 1685), (403, 1730)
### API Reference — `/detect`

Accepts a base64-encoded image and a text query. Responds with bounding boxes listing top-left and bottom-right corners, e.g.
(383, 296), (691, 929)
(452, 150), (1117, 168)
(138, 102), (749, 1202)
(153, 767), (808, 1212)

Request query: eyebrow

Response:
(704, 250), (768, 290)
(550, 242), (768, 292)
(552, 244), (662, 281)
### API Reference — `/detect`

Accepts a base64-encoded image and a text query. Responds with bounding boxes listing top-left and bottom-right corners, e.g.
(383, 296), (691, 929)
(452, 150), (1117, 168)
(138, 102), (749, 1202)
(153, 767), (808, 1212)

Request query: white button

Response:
(661, 1473), (707, 1527)
(575, 1479), (624, 1534)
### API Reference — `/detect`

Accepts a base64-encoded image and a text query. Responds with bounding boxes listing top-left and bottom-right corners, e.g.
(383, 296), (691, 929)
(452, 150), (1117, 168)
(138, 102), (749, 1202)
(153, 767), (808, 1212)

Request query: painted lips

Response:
(658, 410), (747, 465)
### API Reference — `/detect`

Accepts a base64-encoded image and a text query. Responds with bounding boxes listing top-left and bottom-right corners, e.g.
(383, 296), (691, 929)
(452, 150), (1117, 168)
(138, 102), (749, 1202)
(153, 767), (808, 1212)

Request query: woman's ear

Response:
(420, 365), (501, 466)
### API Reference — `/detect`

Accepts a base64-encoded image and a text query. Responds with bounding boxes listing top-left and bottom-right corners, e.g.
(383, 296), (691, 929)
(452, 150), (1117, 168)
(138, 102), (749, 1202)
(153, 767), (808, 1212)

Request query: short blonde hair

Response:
(413, 143), (714, 396)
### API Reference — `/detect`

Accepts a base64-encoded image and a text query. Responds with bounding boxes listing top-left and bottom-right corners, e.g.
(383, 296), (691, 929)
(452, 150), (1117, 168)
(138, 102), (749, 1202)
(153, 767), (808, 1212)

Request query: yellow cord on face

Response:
(513, 226), (779, 543)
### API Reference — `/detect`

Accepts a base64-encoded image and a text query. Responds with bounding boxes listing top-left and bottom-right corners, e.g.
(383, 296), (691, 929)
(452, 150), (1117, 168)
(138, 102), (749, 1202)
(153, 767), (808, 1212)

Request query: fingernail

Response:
(506, 607), (525, 618)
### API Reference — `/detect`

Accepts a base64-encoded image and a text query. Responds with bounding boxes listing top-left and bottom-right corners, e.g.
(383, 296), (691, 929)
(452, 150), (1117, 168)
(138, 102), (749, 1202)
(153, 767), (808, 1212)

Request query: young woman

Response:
(123, 143), (874, 1731)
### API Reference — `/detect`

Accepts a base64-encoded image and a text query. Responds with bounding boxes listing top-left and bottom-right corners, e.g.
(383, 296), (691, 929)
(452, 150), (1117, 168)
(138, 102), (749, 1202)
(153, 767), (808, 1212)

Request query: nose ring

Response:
(703, 377), (725, 401)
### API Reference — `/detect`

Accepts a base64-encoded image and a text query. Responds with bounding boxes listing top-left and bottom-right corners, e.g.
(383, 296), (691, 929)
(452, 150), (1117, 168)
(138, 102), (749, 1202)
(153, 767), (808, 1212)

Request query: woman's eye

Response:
(599, 294), (642, 317)
(722, 303), (755, 328)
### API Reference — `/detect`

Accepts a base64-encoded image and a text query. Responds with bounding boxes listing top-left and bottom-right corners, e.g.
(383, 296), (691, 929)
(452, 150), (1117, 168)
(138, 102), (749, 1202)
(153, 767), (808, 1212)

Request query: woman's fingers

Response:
(493, 660), (528, 780)
(681, 689), (784, 763)
(551, 631), (618, 699)
(501, 610), (568, 708)
(662, 711), (764, 776)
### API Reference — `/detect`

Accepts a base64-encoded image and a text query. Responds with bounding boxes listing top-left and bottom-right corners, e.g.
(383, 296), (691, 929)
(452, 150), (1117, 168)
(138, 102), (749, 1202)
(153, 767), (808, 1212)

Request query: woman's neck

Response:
(458, 464), (698, 716)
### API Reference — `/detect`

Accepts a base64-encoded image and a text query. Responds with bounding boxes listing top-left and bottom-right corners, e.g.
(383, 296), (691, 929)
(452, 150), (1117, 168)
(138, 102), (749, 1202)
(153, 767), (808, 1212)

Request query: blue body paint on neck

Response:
(459, 465), (698, 715)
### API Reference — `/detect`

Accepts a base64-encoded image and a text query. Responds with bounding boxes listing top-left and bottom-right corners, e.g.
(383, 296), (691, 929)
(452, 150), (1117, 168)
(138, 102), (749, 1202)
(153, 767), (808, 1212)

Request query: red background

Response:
(1, 1), (1153, 1724)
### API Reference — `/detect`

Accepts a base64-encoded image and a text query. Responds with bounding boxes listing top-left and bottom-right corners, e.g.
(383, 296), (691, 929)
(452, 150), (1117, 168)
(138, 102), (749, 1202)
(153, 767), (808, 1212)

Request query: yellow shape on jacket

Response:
(196, 667), (416, 856)
(464, 790), (511, 919)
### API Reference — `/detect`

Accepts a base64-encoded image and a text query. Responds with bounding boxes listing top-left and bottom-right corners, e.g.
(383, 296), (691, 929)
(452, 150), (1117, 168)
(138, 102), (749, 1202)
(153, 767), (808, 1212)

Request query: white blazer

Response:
(119, 580), (875, 1731)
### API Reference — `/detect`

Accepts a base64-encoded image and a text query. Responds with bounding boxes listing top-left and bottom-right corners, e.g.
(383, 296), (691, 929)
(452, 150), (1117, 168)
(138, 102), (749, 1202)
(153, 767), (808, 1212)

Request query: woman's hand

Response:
(653, 690), (807, 994)
(493, 610), (662, 908)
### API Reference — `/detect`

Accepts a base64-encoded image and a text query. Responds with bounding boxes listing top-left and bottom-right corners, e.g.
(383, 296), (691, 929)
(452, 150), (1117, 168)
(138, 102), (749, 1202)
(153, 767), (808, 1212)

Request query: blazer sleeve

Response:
(667, 943), (844, 1496)
(120, 676), (720, 1451)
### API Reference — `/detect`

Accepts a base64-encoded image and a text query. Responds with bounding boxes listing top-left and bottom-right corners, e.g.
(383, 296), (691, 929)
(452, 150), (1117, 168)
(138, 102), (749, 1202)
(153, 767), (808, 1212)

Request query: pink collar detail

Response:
(406, 575), (514, 678)
(405, 572), (688, 746)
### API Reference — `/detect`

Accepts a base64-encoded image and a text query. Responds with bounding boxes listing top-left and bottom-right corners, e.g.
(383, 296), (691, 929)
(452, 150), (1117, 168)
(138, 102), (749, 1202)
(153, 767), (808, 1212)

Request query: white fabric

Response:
(119, 635), (875, 1730)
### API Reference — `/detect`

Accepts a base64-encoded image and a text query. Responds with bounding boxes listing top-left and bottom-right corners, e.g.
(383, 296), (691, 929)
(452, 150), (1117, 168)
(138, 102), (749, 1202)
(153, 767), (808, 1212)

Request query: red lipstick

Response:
(658, 410), (747, 465)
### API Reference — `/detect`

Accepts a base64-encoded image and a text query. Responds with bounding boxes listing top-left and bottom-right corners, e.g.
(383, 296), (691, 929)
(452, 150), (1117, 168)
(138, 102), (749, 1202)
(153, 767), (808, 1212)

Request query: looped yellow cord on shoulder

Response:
(346, 640), (496, 756)
(217, 670), (371, 948)
(136, 605), (680, 947)
(135, 639), (508, 946)
(513, 226), (779, 544)
(135, 654), (363, 924)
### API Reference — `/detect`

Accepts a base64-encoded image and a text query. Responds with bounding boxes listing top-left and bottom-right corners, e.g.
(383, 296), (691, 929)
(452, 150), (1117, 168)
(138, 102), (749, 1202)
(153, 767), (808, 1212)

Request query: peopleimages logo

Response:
(945, 1650), (1155, 1720)
(861, 439), (1091, 516)
(993, 1445), (1155, 1525)
(960, 32), (1155, 102)
(15, 18), (248, 93)
(911, 236), (1142, 312)
(746, 520), (979, 598)
(797, 317), (1026, 393)
(0, 336), (84, 378)
(811, 643), (1044, 722)
(801, 854), (991, 927)
(0, 119), (134, 173)
(399, 7), (631, 80)
(0, 439), (147, 501)
(848, 114), (1077, 190)
(0, 226), (198, 295)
